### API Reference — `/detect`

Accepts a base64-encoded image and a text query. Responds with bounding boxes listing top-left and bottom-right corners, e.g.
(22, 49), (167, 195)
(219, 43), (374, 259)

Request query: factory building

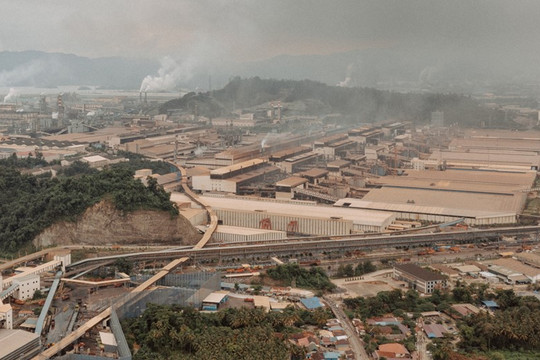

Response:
(81, 154), (109, 168)
(327, 160), (351, 176)
(348, 126), (384, 145)
(426, 150), (540, 172)
(334, 169), (534, 225)
(192, 159), (280, 194)
(275, 177), (308, 200)
(381, 122), (406, 137)
(298, 168), (329, 185)
(278, 151), (323, 173)
(313, 133), (357, 160)
(212, 225), (287, 243)
(13, 274), (40, 301)
(393, 264), (447, 294)
(0, 304), (13, 329)
(418, 130), (540, 172)
(488, 258), (540, 284)
(269, 146), (311, 163)
(201, 195), (395, 234)
(0, 329), (41, 360)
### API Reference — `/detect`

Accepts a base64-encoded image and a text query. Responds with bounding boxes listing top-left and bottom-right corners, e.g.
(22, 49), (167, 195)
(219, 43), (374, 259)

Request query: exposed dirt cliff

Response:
(33, 200), (202, 247)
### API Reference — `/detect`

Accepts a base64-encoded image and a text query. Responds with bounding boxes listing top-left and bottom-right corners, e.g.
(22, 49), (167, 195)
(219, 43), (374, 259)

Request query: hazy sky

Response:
(1, 0), (540, 64)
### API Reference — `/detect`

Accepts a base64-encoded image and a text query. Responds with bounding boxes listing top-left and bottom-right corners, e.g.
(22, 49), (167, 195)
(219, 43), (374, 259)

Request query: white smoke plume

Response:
(3, 88), (18, 103)
(337, 63), (358, 87)
(139, 56), (195, 92)
(261, 133), (270, 149)
(0, 60), (45, 87)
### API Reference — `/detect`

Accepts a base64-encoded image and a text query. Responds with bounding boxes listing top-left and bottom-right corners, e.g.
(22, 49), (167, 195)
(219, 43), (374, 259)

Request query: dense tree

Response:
(266, 264), (336, 291)
(123, 304), (306, 360)
(0, 162), (178, 253)
(205, 77), (508, 127)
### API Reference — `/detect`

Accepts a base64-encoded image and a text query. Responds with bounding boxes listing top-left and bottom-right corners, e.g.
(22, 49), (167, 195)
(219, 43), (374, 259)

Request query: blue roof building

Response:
(482, 300), (499, 308)
(323, 352), (341, 360)
(300, 297), (324, 310)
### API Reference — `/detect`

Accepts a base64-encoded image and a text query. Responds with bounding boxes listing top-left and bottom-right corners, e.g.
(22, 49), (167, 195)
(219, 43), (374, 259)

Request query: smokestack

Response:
(139, 92), (142, 103)
(144, 92), (147, 104)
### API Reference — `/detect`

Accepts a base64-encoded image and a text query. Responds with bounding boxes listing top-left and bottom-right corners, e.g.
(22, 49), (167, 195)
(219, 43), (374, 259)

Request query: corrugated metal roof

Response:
(300, 297), (323, 309)
(335, 191), (520, 218)
(202, 195), (395, 227)
(211, 158), (266, 176)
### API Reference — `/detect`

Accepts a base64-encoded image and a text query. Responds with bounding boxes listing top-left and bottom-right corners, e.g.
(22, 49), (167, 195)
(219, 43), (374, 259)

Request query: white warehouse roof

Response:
(200, 195), (395, 228)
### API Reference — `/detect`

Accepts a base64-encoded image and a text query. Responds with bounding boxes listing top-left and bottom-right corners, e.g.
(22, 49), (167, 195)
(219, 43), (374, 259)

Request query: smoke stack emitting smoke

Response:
(3, 88), (18, 103)
(139, 56), (195, 92)
(337, 63), (358, 88)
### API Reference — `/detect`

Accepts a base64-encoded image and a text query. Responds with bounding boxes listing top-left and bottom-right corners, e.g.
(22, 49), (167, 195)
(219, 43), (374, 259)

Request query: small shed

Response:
(482, 300), (499, 309)
(99, 331), (117, 353)
(202, 292), (229, 311)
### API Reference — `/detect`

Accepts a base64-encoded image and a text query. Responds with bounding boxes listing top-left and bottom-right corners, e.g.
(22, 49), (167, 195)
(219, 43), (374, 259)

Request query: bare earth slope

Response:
(33, 200), (202, 247)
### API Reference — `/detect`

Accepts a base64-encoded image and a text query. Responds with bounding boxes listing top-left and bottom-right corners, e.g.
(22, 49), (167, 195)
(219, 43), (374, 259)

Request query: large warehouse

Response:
(334, 169), (535, 225)
(199, 195), (396, 234)
(421, 129), (540, 172)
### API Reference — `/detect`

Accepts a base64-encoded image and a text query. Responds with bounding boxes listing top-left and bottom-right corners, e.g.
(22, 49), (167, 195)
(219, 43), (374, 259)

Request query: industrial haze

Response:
(2, 1), (540, 93)
(2, 2), (540, 360)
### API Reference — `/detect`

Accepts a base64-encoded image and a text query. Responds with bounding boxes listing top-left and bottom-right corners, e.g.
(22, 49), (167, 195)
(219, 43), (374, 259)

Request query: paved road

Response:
(324, 296), (369, 360)
(416, 326), (430, 360)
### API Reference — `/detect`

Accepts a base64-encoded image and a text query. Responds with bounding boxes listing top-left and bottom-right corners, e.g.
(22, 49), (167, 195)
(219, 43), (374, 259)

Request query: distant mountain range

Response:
(1, 49), (538, 93)
(0, 51), (158, 89)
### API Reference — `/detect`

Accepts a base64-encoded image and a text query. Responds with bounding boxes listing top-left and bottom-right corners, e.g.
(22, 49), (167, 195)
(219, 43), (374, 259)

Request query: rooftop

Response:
(336, 186), (524, 218)
(378, 342), (409, 355)
(300, 297), (324, 310)
(211, 158), (266, 176)
(99, 331), (117, 347)
(327, 159), (351, 168)
(424, 323), (448, 338)
(203, 292), (229, 304)
(394, 263), (446, 281)
(202, 195), (395, 227)
(482, 300), (499, 308)
(430, 149), (540, 167)
(371, 169), (536, 193)
(451, 303), (480, 317)
(0, 329), (40, 358)
(253, 295), (271, 310)
(82, 155), (108, 163)
(276, 176), (308, 188)
(490, 258), (540, 278)
(299, 168), (329, 178)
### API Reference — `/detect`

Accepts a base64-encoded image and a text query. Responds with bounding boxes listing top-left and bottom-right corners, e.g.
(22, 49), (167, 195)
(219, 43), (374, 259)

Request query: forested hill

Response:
(160, 77), (508, 127)
(0, 158), (179, 253)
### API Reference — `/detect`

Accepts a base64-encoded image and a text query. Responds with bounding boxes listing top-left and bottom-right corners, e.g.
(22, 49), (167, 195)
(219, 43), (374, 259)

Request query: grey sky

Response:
(1, 0), (540, 65)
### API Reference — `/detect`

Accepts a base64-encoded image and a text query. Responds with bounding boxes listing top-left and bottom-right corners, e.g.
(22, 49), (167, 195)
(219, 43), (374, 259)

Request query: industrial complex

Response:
(1, 88), (540, 360)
